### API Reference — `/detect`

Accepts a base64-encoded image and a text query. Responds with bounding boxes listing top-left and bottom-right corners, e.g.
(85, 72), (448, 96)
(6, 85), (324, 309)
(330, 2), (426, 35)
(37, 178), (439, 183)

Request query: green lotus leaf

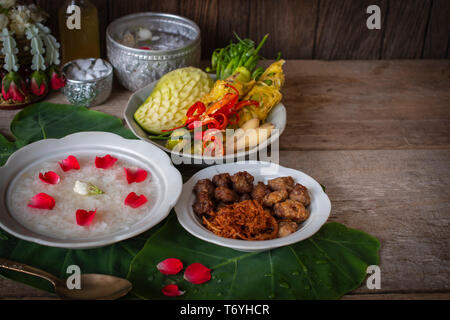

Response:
(127, 214), (380, 300)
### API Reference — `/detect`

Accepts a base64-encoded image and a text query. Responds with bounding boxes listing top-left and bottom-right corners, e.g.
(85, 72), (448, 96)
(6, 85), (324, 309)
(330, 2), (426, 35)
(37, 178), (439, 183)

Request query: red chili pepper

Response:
(186, 101), (206, 118)
(202, 129), (224, 156)
(203, 93), (238, 117)
(211, 113), (228, 130)
(224, 83), (239, 96)
(228, 111), (240, 125)
(212, 97), (239, 118)
(203, 117), (221, 129)
(187, 117), (220, 130)
(234, 100), (259, 112)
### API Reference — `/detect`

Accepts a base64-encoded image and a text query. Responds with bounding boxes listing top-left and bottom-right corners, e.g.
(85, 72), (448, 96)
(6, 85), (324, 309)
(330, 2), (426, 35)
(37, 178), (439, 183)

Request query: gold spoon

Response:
(0, 258), (132, 300)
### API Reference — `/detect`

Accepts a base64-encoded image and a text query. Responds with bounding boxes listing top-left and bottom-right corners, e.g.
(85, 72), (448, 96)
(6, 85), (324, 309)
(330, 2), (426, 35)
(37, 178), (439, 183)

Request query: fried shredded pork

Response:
(202, 200), (278, 240)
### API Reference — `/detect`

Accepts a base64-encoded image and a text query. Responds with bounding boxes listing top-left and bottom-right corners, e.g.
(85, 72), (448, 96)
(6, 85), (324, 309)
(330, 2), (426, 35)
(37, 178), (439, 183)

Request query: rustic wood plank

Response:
(108, 0), (180, 20)
(179, 0), (219, 60)
(423, 0), (450, 58)
(35, 0), (58, 36)
(280, 60), (450, 150)
(279, 149), (450, 293)
(381, 0), (432, 59)
(214, 0), (251, 57)
(315, 0), (387, 59)
(248, 0), (317, 59)
(30, 0), (450, 60)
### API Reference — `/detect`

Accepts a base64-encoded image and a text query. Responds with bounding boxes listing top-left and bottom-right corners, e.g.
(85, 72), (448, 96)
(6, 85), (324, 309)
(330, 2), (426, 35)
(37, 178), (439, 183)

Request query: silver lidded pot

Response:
(106, 12), (201, 92)
(62, 58), (113, 107)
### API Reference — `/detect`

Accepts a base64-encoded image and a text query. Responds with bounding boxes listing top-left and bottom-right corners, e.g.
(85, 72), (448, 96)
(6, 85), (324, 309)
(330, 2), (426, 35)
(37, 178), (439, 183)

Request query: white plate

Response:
(175, 161), (331, 252)
(0, 132), (182, 249)
(123, 75), (287, 164)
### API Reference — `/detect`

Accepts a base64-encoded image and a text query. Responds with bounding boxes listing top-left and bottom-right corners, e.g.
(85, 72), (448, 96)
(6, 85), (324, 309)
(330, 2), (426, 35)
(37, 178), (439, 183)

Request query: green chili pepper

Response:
(251, 67), (264, 80)
(254, 34), (268, 56)
(223, 58), (237, 79)
(276, 51), (282, 61)
(209, 33), (271, 79)
(244, 55), (258, 69)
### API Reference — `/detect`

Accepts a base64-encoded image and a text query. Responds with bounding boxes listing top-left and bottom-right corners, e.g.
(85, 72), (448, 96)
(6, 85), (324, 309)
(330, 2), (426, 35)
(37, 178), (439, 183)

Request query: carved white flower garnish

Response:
(73, 180), (104, 196)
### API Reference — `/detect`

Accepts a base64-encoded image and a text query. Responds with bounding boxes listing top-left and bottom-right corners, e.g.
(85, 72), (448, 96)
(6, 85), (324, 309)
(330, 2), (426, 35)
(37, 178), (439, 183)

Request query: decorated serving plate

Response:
(175, 161), (331, 252)
(124, 76), (287, 164)
(0, 132), (182, 249)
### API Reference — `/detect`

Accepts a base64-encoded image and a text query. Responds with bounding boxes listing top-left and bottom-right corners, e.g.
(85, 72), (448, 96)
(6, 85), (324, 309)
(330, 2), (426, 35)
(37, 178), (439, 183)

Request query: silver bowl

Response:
(106, 12), (201, 92)
(62, 59), (113, 107)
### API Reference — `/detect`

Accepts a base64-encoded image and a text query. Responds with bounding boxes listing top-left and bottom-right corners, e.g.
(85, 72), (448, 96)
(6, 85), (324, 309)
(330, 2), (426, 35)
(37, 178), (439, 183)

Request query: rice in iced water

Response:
(8, 156), (158, 239)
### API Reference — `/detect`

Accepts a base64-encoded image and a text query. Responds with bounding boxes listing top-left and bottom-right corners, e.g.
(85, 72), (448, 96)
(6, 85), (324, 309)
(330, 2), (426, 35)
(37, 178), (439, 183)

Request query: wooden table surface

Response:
(0, 60), (449, 300)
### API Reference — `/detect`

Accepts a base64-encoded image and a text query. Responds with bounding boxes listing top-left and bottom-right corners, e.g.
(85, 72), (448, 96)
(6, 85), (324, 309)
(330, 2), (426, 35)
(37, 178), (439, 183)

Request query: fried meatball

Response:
(268, 176), (295, 192)
(212, 173), (232, 188)
(278, 220), (299, 238)
(192, 194), (215, 217)
(230, 171), (254, 194)
(251, 182), (271, 203)
(262, 189), (288, 207)
(194, 179), (214, 197)
(239, 193), (252, 201)
(214, 186), (239, 203)
(273, 199), (310, 223)
(289, 183), (311, 206)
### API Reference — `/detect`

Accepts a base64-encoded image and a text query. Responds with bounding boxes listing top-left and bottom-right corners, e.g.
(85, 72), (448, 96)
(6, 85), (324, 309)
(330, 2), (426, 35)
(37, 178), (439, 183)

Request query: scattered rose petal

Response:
(28, 193), (56, 210)
(157, 258), (183, 275)
(124, 168), (148, 184)
(124, 192), (148, 208)
(38, 171), (60, 184)
(95, 154), (118, 169)
(76, 209), (96, 226)
(59, 155), (80, 172)
(140, 46), (151, 50)
(184, 263), (212, 284)
(162, 284), (184, 297)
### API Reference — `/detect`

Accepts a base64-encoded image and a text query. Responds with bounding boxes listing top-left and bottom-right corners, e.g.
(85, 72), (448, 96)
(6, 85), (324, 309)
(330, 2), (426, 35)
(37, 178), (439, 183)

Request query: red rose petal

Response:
(59, 155), (80, 172)
(157, 258), (183, 275)
(124, 192), (148, 208)
(95, 154), (118, 169)
(162, 284), (184, 297)
(38, 171), (60, 184)
(183, 263), (212, 284)
(140, 46), (151, 50)
(76, 209), (96, 226)
(28, 193), (55, 210)
(124, 168), (148, 184)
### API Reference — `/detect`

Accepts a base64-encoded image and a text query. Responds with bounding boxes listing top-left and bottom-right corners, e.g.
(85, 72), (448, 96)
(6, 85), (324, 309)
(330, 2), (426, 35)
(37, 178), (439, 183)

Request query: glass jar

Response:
(58, 0), (101, 62)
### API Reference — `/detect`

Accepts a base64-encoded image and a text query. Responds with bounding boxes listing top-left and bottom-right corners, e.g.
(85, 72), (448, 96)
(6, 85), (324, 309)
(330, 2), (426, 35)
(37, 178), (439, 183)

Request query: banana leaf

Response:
(127, 214), (380, 300)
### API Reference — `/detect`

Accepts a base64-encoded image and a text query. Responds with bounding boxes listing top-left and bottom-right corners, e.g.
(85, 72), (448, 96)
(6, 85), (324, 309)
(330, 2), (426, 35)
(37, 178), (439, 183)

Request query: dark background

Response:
(29, 0), (449, 59)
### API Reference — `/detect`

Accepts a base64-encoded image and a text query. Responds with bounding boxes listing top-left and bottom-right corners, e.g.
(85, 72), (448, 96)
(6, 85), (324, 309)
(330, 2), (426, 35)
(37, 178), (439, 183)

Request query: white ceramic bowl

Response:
(175, 161), (331, 252)
(0, 132), (182, 249)
(123, 75), (286, 164)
